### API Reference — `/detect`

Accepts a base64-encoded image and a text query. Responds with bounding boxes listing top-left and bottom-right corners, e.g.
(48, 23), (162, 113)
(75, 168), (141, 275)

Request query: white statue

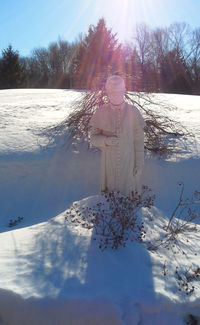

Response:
(89, 75), (145, 196)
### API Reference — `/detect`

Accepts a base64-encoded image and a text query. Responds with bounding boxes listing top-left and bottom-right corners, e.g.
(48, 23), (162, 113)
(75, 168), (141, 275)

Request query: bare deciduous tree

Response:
(41, 81), (190, 157)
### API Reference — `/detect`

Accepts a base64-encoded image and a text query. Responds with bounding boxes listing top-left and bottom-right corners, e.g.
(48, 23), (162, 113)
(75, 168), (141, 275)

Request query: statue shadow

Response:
(56, 198), (157, 310)
(4, 199), (158, 323)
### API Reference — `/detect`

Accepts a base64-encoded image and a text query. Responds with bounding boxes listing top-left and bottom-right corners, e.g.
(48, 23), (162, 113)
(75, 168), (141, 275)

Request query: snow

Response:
(0, 88), (81, 154)
(0, 89), (200, 324)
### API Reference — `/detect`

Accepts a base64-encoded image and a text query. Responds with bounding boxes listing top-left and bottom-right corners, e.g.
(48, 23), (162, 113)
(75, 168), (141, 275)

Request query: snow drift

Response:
(0, 89), (200, 324)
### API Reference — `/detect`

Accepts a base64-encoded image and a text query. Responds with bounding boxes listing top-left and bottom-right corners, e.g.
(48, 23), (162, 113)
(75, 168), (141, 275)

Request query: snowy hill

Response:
(0, 89), (200, 325)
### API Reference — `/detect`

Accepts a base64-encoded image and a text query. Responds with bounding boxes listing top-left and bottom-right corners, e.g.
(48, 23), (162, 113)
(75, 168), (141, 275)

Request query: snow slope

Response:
(0, 89), (200, 324)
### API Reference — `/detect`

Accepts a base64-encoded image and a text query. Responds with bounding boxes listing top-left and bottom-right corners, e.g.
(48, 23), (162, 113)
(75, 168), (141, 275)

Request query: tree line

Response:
(0, 18), (200, 94)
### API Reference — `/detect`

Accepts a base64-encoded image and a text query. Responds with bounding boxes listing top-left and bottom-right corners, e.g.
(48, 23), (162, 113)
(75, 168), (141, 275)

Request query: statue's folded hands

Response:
(105, 136), (119, 146)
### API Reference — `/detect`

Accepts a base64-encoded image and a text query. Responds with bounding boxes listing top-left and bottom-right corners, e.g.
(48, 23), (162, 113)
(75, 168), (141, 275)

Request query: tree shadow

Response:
(7, 196), (157, 324)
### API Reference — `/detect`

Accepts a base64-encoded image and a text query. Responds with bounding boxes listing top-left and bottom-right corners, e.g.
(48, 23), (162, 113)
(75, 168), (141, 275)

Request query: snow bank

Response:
(0, 289), (122, 325)
(0, 287), (189, 325)
(0, 195), (199, 324)
(0, 89), (200, 324)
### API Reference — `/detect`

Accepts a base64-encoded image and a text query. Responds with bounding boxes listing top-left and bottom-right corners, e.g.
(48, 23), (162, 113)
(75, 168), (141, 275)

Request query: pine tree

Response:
(0, 44), (27, 89)
(73, 18), (122, 89)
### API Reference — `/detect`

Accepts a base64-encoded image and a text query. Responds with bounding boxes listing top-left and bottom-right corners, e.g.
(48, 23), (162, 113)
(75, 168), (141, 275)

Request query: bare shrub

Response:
(42, 87), (191, 157)
(148, 182), (200, 254)
(64, 186), (155, 251)
(147, 182), (200, 296)
(167, 182), (200, 231)
(175, 265), (200, 295)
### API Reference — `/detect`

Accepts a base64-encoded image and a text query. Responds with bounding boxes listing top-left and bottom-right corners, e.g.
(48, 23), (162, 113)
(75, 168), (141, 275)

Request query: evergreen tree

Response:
(73, 18), (122, 89)
(0, 44), (27, 89)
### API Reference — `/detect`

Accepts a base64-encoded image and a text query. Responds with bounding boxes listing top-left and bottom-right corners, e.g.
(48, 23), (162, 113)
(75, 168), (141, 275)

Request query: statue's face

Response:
(106, 84), (125, 105)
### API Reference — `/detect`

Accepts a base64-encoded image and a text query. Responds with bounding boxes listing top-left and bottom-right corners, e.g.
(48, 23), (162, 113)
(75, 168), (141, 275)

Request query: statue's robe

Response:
(89, 102), (145, 196)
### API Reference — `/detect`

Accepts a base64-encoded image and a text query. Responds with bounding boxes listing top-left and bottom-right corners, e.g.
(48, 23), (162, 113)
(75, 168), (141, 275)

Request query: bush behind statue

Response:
(42, 88), (192, 158)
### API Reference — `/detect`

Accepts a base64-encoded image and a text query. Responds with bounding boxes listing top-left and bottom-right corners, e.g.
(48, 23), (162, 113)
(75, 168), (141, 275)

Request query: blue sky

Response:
(0, 0), (200, 57)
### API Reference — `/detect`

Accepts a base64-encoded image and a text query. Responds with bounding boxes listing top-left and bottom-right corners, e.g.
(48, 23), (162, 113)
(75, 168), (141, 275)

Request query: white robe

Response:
(89, 102), (145, 196)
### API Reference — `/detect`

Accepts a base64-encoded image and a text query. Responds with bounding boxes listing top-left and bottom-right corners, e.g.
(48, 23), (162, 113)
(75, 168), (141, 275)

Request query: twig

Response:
(166, 182), (184, 230)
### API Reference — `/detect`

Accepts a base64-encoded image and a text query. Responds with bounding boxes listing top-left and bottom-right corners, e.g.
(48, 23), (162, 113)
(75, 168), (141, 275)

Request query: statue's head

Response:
(105, 75), (125, 105)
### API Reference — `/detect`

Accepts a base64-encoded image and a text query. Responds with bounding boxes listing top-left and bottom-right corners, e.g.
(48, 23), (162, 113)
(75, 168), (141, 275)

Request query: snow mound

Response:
(0, 194), (200, 324)
(0, 289), (122, 325)
(0, 89), (200, 324)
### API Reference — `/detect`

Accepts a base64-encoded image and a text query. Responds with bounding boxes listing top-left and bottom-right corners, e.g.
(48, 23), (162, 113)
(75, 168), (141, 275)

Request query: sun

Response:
(102, 0), (135, 41)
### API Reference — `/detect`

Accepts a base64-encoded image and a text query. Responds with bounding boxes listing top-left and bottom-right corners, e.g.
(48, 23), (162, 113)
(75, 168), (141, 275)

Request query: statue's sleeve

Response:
(89, 126), (107, 149)
(89, 110), (107, 149)
(133, 108), (145, 168)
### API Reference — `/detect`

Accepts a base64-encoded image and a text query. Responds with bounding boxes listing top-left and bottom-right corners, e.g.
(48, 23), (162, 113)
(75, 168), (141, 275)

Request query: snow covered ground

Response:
(0, 89), (200, 324)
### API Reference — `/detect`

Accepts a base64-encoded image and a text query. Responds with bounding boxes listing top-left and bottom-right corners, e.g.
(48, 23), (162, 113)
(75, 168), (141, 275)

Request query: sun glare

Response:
(105, 0), (131, 40)
(58, 0), (164, 46)
(100, 0), (162, 42)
